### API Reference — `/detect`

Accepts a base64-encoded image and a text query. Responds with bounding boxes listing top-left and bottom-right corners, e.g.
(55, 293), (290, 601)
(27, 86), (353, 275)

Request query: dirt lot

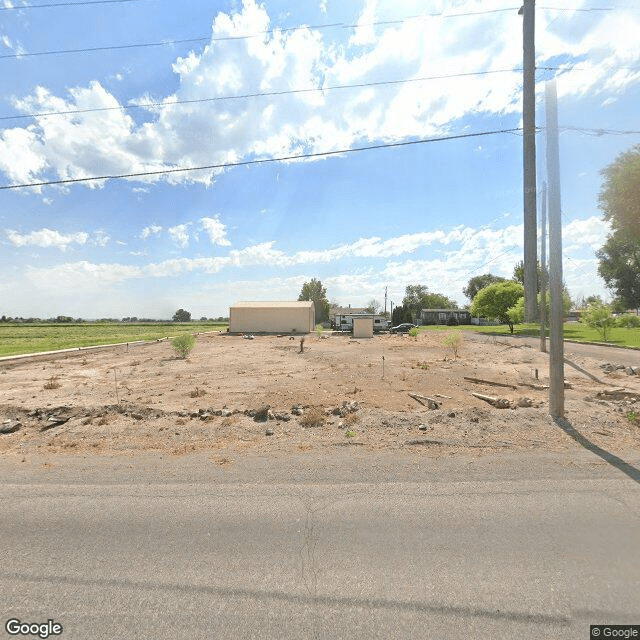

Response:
(1, 330), (639, 463)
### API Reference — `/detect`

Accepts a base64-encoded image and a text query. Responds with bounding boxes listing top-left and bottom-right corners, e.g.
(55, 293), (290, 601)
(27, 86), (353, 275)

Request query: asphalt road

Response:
(1, 450), (639, 640)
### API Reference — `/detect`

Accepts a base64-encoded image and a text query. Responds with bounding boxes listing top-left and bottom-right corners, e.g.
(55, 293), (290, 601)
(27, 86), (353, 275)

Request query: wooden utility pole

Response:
(521, 0), (538, 322)
(539, 181), (547, 353)
(545, 80), (564, 418)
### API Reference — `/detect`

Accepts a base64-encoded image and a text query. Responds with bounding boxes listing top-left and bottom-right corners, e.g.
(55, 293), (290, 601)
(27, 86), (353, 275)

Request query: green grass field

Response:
(0, 322), (227, 357)
(417, 322), (640, 348)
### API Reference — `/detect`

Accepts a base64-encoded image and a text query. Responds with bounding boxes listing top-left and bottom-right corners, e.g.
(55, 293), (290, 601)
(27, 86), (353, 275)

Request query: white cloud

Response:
(140, 224), (162, 239)
(4, 0), (638, 189)
(5, 228), (89, 251)
(26, 261), (143, 291)
(200, 216), (231, 246)
(92, 230), (111, 247)
(168, 223), (191, 248)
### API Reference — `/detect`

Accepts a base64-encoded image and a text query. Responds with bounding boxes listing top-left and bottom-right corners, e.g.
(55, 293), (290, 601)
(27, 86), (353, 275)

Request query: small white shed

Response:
(352, 317), (374, 338)
(229, 301), (315, 334)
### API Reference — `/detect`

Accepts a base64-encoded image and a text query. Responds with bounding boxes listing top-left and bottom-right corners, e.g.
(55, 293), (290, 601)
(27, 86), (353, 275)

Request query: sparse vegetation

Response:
(44, 376), (61, 389)
(628, 410), (637, 423)
(345, 430), (356, 438)
(189, 386), (207, 398)
(408, 327), (420, 338)
(582, 302), (615, 342)
(316, 324), (324, 337)
(443, 332), (464, 358)
(299, 406), (325, 428)
(172, 333), (196, 358)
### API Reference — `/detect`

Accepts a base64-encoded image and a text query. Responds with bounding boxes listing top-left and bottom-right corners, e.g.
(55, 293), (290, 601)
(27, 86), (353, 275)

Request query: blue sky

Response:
(1, 0), (639, 319)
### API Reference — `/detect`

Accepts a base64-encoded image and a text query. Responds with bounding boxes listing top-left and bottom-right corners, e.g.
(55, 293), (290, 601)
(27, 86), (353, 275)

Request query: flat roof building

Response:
(229, 301), (315, 334)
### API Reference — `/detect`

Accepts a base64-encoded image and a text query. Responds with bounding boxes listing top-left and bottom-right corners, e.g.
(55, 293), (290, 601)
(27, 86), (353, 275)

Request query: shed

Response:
(229, 301), (315, 334)
(352, 317), (374, 338)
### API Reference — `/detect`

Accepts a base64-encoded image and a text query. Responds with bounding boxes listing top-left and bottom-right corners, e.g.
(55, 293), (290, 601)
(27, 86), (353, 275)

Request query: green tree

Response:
(470, 281), (524, 333)
(596, 144), (640, 308)
(463, 274), (507, 302)
(596, 233), (640, 309)
(582, 302), (615, 342)
(402, 285), (457, 321)
(298, 278), (330, 323)
(172, 308), (192, 322)
(391, 304), (412, 325)
(599, 143), (640, 237)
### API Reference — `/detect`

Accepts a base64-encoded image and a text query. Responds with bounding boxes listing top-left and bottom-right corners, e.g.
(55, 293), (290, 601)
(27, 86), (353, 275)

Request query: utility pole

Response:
(384, 286), (388, 316)
(545, 80), (564, 418)
(539, 181), (547, 353)
(521, 0), (538, 322)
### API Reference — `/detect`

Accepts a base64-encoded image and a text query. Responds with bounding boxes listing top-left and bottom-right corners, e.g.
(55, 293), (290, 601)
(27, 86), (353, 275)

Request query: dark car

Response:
(389, 323), (417, 334)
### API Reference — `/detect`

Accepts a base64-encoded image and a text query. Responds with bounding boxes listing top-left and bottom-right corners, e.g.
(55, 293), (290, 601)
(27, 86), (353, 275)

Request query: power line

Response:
(0, 0), (142, 10)
(0, 127), (521, 190)
(0, 10), (519, 59)
(0, 68), (527, 122)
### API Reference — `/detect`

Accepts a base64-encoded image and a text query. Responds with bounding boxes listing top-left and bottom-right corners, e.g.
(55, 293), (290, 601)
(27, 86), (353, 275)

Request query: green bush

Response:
(408, 327), (420, 337)
(171, 333), (196, 358)
(582, 302), (615, 342)
(617, 314), (640, 328)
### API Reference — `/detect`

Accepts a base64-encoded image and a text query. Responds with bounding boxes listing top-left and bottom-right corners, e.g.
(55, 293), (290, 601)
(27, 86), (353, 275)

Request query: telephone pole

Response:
(521, 0), (538, 322)
(545, 80), (564, 418)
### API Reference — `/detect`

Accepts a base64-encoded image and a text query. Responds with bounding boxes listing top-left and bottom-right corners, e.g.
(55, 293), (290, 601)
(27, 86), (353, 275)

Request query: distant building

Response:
(420, 308), (472, 325)
(333, 312), (389, 332)
(229, 301), (315, 334)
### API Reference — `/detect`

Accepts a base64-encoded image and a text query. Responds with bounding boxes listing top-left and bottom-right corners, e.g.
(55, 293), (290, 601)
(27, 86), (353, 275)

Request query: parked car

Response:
(389, 323), (416, 334)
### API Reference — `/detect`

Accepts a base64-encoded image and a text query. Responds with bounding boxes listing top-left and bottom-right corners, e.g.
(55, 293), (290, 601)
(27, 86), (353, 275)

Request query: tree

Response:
(365, 298), (381, 314)
(463, 274), (507, 302)
(391, 304), (412, 325)
(582, 301), (615, 342)
(598, 144), (640, 237)
(596, 144), (640, 308)
(172, 308), (191, 322)
(402, 284), (457, 321)
(470, 281), (524, 333)
(298, 278), (329, 323)
(596, 233), (640, 309)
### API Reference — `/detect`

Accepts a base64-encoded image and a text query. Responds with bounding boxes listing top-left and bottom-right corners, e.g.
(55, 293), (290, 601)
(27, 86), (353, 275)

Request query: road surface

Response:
(1, 449), (639, 639)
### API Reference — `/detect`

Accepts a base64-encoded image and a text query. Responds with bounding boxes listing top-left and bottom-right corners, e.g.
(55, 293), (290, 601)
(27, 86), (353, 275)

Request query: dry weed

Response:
(300, 406), (325, 428)
(343, 412), (360, 426)
(189, 386), (207, 398)
(44, 376), (61, 390)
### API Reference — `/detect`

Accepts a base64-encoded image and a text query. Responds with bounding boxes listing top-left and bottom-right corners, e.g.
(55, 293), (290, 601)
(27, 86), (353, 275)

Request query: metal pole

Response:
(522, 0), (538, 322)
(545, 80), (564, 418)
(539, 181), (547, 353)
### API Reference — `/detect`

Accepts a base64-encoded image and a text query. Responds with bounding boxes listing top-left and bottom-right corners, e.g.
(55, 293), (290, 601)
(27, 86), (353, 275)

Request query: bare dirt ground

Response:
(1, 330), (640, 465)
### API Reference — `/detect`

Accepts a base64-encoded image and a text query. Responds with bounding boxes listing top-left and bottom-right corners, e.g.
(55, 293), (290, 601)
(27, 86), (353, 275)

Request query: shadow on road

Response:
(0, 571), (571, 627)
(554, 416), (640, 485)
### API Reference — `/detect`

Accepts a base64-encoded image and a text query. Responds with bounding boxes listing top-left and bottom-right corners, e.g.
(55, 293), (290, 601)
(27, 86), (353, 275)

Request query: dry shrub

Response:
(343, 412), (360, 426)
(44, 376), (61, 390)
(189, 387), (207, 398)
(299, 406), (325, 428)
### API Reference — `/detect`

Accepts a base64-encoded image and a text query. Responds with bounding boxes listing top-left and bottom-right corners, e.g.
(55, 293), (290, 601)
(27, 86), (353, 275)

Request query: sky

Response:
(1, 0), (639, 320)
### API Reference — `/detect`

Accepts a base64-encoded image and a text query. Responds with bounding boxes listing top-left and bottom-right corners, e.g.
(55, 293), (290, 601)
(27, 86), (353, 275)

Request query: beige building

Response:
(352, 317), (374, 338)
(229, 301), (315, 334)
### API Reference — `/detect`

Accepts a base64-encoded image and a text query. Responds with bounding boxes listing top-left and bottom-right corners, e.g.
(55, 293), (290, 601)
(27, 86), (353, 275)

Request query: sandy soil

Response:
(1, 330), (639, 463)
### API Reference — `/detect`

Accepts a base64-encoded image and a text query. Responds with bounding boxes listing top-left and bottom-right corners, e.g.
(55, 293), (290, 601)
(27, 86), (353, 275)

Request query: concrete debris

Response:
(331, 401), (360, 417)
(0, 420), (21, 434)
(265, 428), (274, 436)
(291, 405), (304, 415)
(471, 392), (512, 409)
